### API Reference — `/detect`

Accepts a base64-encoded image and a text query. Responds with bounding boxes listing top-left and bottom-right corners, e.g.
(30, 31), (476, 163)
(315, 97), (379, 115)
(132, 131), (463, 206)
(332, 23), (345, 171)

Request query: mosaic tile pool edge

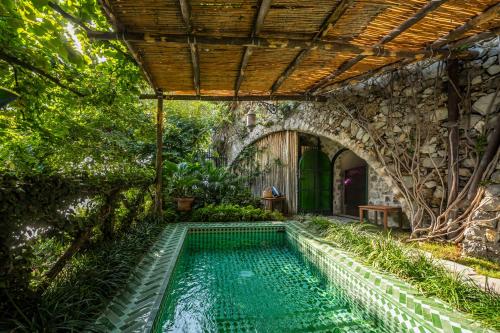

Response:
(94, 221), (494, 333)
(286, 222), (493, 333)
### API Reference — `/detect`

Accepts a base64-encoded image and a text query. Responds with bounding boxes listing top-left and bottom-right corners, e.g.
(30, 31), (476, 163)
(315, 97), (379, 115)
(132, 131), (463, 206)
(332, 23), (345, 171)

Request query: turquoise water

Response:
(154, 230), (389, 332)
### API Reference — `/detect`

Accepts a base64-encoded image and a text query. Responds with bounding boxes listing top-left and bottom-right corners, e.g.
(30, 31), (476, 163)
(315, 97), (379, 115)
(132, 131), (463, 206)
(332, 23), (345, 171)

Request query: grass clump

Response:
(191, 204), (285, 222)
(305, 218), (500, 331)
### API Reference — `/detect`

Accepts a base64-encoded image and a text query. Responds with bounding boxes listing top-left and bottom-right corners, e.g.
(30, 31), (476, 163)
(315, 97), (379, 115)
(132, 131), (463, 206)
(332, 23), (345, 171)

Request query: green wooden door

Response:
(299, 149), (332, 214)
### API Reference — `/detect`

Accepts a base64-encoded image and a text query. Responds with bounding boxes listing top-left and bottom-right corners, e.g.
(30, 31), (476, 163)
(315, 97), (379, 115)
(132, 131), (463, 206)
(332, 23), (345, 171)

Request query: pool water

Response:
(154, 230), (390, 332)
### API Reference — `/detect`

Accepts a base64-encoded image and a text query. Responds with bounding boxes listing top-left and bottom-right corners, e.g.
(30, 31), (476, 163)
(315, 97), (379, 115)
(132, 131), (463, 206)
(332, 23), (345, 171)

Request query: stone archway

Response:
(225, 107), (409, 222)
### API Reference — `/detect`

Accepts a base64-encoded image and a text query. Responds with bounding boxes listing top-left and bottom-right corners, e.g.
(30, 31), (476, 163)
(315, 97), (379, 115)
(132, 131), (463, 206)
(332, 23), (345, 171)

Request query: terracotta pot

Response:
(175, 197), (195, 211)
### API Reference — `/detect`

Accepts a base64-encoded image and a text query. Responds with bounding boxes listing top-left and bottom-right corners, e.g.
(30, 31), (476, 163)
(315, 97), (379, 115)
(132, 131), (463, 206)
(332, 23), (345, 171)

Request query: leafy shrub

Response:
(304, 221), (500, 331)
(164, 160), (261, 208)
(1, 218), (166, 332)
(191, 204), (284, 222)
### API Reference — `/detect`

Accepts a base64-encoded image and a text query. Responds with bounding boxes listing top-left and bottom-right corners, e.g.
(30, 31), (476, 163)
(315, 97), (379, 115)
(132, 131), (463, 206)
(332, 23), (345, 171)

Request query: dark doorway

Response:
(298, 136), (332, 215)
(343, 165), (368, 217)
(332, 149), (368, 217)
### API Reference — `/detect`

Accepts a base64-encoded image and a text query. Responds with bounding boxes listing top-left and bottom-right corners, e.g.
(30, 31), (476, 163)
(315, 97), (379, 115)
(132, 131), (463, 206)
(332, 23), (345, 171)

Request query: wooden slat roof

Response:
(97, 0), (500, 99)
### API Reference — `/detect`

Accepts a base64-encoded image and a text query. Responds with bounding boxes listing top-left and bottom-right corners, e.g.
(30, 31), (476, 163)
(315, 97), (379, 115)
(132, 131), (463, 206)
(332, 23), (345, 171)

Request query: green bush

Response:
(191, 204), (284, 222)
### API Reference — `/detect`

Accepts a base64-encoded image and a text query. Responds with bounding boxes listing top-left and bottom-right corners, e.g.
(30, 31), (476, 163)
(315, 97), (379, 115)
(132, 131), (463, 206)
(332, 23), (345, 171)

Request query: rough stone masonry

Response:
(223, 38), (500, 262)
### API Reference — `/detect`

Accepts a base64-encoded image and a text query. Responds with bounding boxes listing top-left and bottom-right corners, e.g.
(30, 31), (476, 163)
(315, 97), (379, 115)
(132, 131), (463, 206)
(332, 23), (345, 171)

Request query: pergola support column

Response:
(154, 92), (164, 219)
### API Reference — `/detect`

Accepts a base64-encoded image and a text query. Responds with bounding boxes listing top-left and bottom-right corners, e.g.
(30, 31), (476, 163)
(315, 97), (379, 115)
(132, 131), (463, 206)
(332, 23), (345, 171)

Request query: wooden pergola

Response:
(93, 0), (500, 216)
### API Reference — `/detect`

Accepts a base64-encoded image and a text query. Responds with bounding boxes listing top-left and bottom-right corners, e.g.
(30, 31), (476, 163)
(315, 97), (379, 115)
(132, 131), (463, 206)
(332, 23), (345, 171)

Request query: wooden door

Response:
(299, 149), (332, 214)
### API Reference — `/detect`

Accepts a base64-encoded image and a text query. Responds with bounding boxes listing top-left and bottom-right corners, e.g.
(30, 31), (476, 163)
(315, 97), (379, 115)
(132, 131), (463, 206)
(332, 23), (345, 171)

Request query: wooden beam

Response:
(253, 0), (272, 37)
(87, 31), (475, 59)
(271, 49), (310, 93)
(154, 92), (164, 219)
(432, 3), (500, 49)
(97, 0), (156, 89)
(270, 0), (355, 93)
(178, 0), (200, 95)
(308, 0), (449, 94)
(190, 43), (200, 95)
(178, 0), (192, 33)
(139, 94), (329, 102)
(235, 0), (273, 96)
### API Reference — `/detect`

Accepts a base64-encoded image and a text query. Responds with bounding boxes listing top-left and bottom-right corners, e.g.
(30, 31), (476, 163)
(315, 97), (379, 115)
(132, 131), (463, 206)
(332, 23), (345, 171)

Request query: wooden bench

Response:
(359, 205), (402, 231)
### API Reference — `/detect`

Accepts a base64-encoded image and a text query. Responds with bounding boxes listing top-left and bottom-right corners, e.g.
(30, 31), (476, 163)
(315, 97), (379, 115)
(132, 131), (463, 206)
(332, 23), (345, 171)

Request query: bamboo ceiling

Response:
(96, 0), (500, 100)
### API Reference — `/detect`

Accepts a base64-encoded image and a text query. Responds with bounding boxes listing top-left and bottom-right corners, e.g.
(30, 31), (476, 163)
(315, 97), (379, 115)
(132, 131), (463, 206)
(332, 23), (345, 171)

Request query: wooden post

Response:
(446, 60), (460, 214)
(155, 92), (164, 219)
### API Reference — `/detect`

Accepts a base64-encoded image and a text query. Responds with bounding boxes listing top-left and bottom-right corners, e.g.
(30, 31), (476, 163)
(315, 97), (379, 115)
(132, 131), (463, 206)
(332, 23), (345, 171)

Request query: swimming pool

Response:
(96, 222), (490, 333)
(153, 229), (389, 332)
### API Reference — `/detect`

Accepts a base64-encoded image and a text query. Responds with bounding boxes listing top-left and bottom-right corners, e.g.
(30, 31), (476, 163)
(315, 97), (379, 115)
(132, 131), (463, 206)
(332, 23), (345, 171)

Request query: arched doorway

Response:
(332, 149), (368, 217)
(298, 135), (332, 215)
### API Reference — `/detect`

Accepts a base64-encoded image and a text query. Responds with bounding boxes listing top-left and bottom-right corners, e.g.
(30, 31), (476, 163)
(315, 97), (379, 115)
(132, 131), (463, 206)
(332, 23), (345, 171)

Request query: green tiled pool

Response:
(153, 229), (389, 332)
(96, 222), (490, 333)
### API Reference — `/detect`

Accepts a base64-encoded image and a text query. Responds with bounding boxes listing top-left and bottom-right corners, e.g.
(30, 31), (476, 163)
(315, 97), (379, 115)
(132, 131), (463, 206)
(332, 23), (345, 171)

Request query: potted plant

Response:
(165, 162), (200, 211)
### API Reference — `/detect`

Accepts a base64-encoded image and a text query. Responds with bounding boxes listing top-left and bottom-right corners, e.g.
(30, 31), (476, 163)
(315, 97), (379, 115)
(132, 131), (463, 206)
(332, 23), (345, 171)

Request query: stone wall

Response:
(222, 38), (500, 261)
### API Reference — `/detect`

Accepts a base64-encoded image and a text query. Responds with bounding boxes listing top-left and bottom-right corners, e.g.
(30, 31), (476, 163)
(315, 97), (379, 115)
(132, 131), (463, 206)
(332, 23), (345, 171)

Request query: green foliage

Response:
(164, 160), (260, 208)
(304, 221), (500, 330)
(1, 218), (166, 331)
(191, 204), (284, 222)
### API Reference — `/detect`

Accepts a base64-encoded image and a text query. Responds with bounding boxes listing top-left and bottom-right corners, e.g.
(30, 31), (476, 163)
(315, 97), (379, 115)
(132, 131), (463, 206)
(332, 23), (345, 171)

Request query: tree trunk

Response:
(446, 59), (460, 225)
(467, 113), (500, 200)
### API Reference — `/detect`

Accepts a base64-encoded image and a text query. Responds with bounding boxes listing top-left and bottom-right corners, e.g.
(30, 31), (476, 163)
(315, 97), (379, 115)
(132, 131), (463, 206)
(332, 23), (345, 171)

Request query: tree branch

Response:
(0, 51), (85, 97)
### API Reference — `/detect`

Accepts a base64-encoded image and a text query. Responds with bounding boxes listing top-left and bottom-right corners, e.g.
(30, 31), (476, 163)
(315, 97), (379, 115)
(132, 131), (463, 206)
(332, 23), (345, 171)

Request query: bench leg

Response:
(360, 208), (364, 224)
(383, 211), (388, 231)
(375, 211), (378, 225)
(399, 210), (403, 229)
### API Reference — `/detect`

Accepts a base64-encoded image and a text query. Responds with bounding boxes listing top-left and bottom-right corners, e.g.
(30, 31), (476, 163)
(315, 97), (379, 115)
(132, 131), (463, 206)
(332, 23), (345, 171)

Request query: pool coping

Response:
(94, 221), (494, 333)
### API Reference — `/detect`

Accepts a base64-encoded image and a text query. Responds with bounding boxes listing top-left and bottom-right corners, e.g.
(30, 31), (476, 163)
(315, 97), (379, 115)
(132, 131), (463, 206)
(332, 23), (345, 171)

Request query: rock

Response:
(487, 46), (499, 58)
(459, 168), (472, 177)
(421, 144), (436, 154)
(424, 181), (437, 188)
(486, 229), (497, 243)
(422, 87), (434, 95)
(432, 107), (448, 121)
(356, 128), (364, 140)
(422, 157), (444, 168)
(471, 210), (498, 227)
(362, 133), (370, 143)
(402, 176), (413, 188)
(350, 123), (359, 137)
(462, 158), (476, 168)
(482, 56), (497, 69)
(487, 115), (498, 129)
(472, 92), (500, 115)
(482, 195), (500, 212)
(484, 184), (500, 198)
(474, 120), (485, 132)
(422, 61), (442, 80)
(403, 87), (417, 97)
(433, 187), (444, 199)
(487, 64), (500, 76)
(491, 170), (500, 184)
(341, 119), (350, 128)
(471, 75), (482, 85)
(460, 114), (482, 130)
